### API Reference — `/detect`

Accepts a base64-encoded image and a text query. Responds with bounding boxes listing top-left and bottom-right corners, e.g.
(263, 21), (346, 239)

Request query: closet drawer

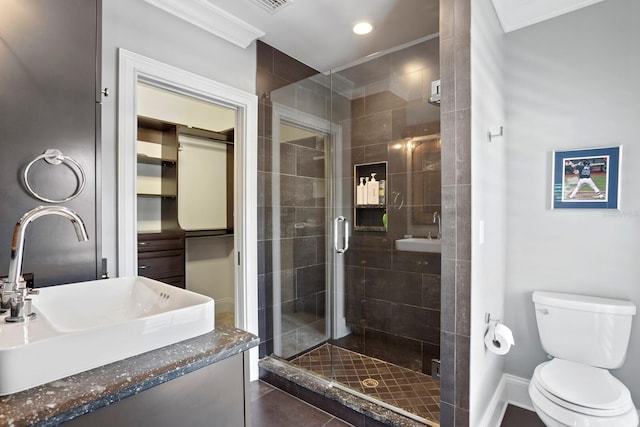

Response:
(137, 233), (184, 252)
(138, 250), (184, 278)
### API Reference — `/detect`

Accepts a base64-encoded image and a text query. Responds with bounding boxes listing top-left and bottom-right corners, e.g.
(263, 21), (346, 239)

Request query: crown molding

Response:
(144, 0), (265, 48)
(491, 0), (606, 33)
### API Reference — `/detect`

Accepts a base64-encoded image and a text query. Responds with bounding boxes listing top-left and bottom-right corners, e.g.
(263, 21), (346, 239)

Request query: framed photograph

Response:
(552, 146), (621, 209)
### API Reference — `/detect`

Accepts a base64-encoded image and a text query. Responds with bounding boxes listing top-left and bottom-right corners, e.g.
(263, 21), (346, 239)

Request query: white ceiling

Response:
(148, 0), (608, 73)
(209, 0), (439, 72)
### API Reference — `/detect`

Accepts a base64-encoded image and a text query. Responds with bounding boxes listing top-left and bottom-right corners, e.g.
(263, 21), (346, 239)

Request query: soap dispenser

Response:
(356, 177), (366, 205)
(368, 173), (379, 205)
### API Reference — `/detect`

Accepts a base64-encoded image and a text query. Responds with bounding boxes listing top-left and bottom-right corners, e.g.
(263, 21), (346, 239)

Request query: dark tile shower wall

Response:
(439, 0), (472, 425)
(257, 41), (321, 358)
(336, 85), (442, 376)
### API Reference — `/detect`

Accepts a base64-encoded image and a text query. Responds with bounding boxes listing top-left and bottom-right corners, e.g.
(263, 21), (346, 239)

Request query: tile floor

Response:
(500, 405), (545, 427)
(254, 371), (543, 427)
(251, 380), (353, 426)
(291, 344), (440, 424)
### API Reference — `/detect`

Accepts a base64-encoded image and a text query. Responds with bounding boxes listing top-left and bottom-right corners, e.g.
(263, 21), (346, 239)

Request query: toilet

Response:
(529, 291), (639, 427)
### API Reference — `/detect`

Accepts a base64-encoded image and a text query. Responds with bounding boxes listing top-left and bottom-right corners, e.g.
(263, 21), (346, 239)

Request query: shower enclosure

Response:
(257, 38), (442, 425)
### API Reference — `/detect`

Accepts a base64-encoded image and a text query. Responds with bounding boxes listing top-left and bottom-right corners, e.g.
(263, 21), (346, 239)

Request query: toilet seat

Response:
(529, 380), (639, 427)
(532, 359), (634, 416)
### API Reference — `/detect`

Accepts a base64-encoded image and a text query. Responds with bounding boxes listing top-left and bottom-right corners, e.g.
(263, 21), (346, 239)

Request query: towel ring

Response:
(23, 149), (86, 203)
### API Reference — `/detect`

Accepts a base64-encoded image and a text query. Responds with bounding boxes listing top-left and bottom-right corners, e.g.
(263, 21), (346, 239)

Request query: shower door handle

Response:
(334, 216), (349, 253)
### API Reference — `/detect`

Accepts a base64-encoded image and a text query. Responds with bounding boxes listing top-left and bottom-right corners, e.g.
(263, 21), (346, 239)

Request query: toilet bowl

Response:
(530, 291), (638, 427)
(529, 359), (638, 427)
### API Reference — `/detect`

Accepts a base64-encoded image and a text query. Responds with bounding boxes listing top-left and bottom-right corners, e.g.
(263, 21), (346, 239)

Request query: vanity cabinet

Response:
(63, 352), (251, 427)
(0, 0), (101, 287)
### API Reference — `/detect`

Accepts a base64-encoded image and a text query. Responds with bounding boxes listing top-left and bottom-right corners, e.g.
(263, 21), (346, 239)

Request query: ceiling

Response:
(209, 0), (439, 72)
(147, 0), (608, 73)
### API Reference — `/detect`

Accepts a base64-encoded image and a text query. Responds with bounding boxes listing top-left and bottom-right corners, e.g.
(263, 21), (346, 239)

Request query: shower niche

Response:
(353, 161), (387, 231)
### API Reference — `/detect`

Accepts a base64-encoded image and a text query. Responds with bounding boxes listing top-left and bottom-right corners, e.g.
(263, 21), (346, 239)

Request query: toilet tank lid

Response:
(532, 291), (636, 315)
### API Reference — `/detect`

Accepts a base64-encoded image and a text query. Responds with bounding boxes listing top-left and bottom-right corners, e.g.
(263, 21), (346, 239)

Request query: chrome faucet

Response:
(433, 211), (441, 239)
(1, 206), (89, 322)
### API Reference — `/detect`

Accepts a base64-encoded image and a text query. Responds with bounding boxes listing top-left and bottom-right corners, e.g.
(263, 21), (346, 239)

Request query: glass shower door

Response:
(266, 71), (343, 360)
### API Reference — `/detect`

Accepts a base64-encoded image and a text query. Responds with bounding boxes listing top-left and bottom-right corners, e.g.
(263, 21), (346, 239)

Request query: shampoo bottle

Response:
(368, 173), (379, 205)
(356, 177), (366, 205)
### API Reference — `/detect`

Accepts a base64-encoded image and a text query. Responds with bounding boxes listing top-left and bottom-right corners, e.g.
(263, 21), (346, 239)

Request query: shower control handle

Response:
(334, 216), (349, 253)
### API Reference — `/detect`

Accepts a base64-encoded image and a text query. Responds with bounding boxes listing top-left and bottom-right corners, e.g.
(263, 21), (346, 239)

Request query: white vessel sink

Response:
(395, 237), (442, 253)
(0, 276), (214, 396)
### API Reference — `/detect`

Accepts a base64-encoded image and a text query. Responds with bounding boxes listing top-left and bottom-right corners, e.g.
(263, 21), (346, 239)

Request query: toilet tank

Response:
(532, 291), (636, 369)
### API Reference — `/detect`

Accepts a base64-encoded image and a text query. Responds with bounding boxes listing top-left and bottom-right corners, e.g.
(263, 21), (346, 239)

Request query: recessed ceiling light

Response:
(353, 22), (373, 35)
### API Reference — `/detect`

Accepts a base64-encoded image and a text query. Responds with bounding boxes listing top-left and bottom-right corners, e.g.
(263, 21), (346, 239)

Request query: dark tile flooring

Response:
(500, 405), (545, 427)
(253, 377), (544, 427)
(251, 380), (353, 427)
(291, 344), (440, 424)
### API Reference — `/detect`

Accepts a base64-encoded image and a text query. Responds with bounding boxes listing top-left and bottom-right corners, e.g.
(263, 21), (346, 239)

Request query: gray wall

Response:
(100, 0), (256, 273)
(439, 0), (472, 424)
(469, 0), (507, 424)
(504, 0), (640, 402)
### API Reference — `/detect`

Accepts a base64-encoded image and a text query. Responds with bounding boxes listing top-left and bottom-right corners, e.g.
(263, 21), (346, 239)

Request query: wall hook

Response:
(487, 126), (503, 142)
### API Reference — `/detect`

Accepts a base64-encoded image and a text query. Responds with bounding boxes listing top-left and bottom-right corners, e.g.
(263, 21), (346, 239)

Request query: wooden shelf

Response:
(137, 193), (177, 199)
(137, 154), (176, 166)
(185, 229), (234, 238)
(354, 226), (386, 232)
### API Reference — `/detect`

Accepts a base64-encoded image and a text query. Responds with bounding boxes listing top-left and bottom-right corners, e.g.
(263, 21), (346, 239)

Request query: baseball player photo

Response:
(562, 157), (607, 201)
(553, 146), (620, 210)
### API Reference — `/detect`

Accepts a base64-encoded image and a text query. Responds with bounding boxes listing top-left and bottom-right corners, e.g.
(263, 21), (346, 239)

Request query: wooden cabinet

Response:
(136, 117), (185, 288)
(63, 352), (252, 427)
(137, 117), (180, 229)
(136, 116), (235, 288)
(137, 231), (185, 289)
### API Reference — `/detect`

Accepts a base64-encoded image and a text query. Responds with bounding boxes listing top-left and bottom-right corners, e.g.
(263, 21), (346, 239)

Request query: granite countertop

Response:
(0, 324), (259, 427)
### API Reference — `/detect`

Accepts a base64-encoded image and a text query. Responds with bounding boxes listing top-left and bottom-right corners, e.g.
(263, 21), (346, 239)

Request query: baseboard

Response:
(503, 374), (534, 411)
(478, 374), (533, 427)
(477, 375), (508, 427)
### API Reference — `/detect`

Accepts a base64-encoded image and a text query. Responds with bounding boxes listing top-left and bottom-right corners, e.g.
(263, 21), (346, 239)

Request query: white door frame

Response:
(117, 49), (259, 379)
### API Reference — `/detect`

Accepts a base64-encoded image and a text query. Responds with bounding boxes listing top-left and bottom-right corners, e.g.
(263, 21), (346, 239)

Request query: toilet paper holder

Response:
(484, 312), (499, 325)
(484, 312), (515, 354)
(485, 312), (500, 339)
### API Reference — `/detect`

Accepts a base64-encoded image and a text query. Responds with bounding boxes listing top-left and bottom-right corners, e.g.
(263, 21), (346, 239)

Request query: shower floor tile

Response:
(291, 344), (440, 424)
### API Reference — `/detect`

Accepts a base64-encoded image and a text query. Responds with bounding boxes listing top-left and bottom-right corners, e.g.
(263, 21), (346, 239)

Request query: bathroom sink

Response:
(0, 276), (214, 396)
(395, 237), (441, 253)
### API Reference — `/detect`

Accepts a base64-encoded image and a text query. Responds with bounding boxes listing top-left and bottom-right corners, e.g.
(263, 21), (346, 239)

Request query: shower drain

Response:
(361, 378), (379, 388)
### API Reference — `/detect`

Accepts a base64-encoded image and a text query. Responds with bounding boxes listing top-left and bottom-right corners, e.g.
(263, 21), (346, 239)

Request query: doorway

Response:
(135, 83), (237, 326)
(117, 49), (259, 378)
